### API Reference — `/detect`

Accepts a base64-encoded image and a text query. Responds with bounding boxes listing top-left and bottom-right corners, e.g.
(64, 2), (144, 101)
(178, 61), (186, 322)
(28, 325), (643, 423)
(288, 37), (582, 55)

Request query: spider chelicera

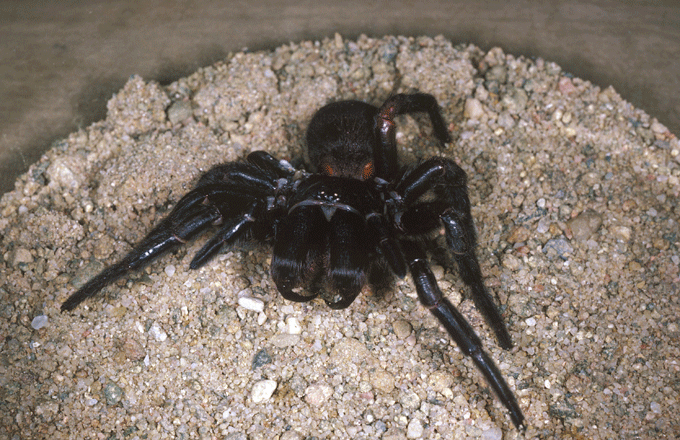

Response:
(62, 92), (525, 430)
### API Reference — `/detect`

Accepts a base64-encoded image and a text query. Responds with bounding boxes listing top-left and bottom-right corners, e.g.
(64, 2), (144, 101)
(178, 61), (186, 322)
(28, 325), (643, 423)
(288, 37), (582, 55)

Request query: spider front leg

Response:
(401, 241), (525, 430)
(60, 186), (223, 311)
(374, 93), (452, 178)
(62, 162), (276, 312)
(396, 157), (514, 349)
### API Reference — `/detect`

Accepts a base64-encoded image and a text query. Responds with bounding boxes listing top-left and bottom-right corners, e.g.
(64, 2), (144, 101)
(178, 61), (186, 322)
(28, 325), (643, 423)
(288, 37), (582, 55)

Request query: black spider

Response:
(62, 93), (525, 430)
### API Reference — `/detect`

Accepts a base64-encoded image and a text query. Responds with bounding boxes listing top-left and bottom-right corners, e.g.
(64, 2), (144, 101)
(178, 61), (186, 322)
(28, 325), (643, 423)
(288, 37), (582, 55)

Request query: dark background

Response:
(1, 0), (678, 196)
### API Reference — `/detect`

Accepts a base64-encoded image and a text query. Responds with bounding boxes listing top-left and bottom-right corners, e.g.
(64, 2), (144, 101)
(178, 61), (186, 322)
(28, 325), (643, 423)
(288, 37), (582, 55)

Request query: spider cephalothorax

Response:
(62, 93), (525, 430)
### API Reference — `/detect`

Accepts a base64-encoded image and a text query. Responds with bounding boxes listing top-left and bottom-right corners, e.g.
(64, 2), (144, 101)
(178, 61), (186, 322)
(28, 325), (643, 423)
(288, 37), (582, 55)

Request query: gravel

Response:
(0, 34), (678, 439)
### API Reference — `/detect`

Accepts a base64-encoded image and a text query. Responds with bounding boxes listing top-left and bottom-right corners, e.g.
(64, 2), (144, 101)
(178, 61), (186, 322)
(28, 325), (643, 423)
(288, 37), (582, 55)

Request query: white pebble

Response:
(270, 333), (300, 347)
(464, 97), (485, 120)
(257, 312), (267, 325)
(406, 419), (424, 438)
(251, 379), (277, 403)
(238, 297), (264, 312)
(305, 383), (333, 406)
(31, 315), (48, 330)
(164, 264), (176, 276)
(287, 317), (302, 334)
(481, 426), (503, 440)
(149, 322), (167, 341)
(651, 120), (668, 134)
(525, 317), (537, 326)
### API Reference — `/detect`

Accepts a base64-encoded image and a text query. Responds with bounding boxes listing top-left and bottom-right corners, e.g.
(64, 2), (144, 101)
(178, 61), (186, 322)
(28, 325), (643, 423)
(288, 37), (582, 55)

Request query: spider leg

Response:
(61, 195), (221, 311)
(189, 203), (257, 269)
(401, 241), (525, 430)
(395, 158), (513, 349)
(196, 162), (278, 193)
(374, 93), (452, 178)
(247, 150), (296, 178)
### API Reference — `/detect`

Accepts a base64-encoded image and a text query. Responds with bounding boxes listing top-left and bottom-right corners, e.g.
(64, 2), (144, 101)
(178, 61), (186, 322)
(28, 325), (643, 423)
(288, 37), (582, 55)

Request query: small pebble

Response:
(502, 87), (528, 114)
(464, 98), (485, 119)
(252, 349), (272, 369)
(543, 236), (573, 259)
(167, 100), (193, 124)
(558, 76), (577, 94)
(485, 64), (507, 83)
(612, 225), (632, 241)
(406, 419), (425, 438)
(12, 248), (33, 266)
(502, 253), (521, 270)
(481, 426), (503, 440)
(30, 315), (48, 330)
(393, 319), (412, 339)
(164, 264), (176, 277)
(270, 333), (300, 347)
(370, 369), (395, 393)
(507, 225), (531, 243)
(406, 419), (423, 438)
(304, 383), (333, 406)
(119, 337), (146, 361)
(280, 432), (302, 440)
(251, 379), (277, 403)
(567, 210), (602, 241)
(651, 120), (668, 134)
(536, 217), (550, 234)
(148, 322), (167, 342)
(400, 391), (421, 410)
(286, 316), (302, 334)
(238, 297), (265, 312)
(102, 381), (123, 405)
(428, 371), (453, 392)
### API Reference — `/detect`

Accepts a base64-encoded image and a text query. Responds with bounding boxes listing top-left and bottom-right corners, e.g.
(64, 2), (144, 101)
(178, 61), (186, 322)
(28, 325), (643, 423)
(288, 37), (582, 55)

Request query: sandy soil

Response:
(0, 35), (678, 439)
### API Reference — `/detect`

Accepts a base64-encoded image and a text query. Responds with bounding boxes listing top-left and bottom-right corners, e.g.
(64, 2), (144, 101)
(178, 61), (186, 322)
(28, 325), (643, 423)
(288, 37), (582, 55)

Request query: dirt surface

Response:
(1, 35), (678, 439)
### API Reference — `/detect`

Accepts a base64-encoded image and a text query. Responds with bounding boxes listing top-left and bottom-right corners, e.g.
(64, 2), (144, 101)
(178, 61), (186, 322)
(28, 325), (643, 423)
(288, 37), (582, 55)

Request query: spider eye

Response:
(321, 163), (335, 176)
(362, 162), (375, 180)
